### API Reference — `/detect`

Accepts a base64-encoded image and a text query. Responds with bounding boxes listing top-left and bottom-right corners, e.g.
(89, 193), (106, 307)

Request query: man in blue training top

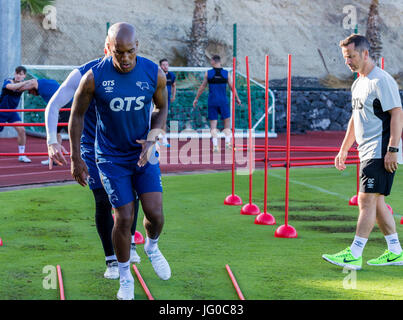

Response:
(159, 58), (176, 147)
(20, 78), (71, 165)
(69, 22), (170, 300)
(193, 55), (241, 152)
(0, 66), (32, 163)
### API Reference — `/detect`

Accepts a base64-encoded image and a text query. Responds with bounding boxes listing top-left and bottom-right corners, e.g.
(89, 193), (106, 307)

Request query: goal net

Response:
(22, 65), (276, 138)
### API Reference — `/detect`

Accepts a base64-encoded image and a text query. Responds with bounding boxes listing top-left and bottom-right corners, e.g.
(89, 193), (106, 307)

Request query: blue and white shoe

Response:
(145, 248), (171, 280)
(117, 278), (134, 300)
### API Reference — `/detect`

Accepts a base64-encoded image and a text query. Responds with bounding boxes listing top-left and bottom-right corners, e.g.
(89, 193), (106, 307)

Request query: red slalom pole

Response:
(132, 264), (154, 300)
(56, 265), (66, 300)
(240, 56), (260, 215)
(0, 122), (68, 127)
(0, 108), (70, 112)
(381, 57), (384, 70)
(225, 264), (245, 300)
(275, 54), (297, 238)
(224, 57), (242, 206)
(255, 55), (275, 225)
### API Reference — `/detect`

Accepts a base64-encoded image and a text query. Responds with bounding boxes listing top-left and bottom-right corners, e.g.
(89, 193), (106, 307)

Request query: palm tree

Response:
(21, 0), (54, 15)
(366, 0), (382, 65)
(187, 0), (208, 66)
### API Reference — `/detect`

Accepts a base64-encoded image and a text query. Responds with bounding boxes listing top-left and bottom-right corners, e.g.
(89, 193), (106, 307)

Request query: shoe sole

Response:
(117, 294), (134, 300)
(367, 261), (403, 266)
(104, 274), (119, 280)
(145, 250), (171, 280)
(322, 255), (362, 270)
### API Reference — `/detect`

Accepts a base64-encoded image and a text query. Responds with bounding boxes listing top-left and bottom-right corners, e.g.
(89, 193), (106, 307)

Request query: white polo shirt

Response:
(351, 66), (402, 163)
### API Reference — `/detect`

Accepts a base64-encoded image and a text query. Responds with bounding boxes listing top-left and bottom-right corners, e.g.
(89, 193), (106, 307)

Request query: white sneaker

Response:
(145, 248), (171, 280)
(104, 260), (119, 280)
(41, 159), (58, 166)
(18, 156), (31, 163)
(117, 278), (134, 300)
(130, 244), (141, 263)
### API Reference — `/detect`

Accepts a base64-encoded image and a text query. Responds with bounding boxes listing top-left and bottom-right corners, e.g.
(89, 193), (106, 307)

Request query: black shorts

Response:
(57, 102), (71, 133)
(359, 158), (395, 196)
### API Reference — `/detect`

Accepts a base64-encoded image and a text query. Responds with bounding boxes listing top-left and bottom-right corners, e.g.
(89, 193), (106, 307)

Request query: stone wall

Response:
(273, 89), (403, 133)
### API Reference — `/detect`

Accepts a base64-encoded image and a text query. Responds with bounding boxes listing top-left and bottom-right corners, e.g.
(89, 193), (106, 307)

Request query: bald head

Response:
(107, 22), (137, 43)
(107, 22), (139, 73)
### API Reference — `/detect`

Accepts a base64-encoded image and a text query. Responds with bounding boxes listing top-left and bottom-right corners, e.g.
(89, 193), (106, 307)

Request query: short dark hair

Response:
(339, 34), (370, 53)
(159, 58), (168, 65)
(211, 55), (221, 62)
(15, 66), (27, 74)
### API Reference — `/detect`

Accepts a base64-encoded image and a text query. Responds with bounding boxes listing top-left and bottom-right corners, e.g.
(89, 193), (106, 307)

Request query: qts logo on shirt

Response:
(109, 96), (145, 111)
(352, 98), (364, 110)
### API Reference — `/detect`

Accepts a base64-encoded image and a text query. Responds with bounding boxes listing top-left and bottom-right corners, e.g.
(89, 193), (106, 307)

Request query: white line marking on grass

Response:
(268, 172), (350, 201)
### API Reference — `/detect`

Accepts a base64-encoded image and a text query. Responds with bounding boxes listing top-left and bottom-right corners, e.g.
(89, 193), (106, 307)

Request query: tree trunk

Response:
(187, 0), (208, 67)
(365, 0), (382, 65)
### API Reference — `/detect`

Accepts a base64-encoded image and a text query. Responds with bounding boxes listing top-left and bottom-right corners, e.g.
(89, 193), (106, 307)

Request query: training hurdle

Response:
(132, 264), (154, 300)
(225, 264), (245, 300)
(56, 264), (65, 300)
(224, 57), (243, 206)
(226, 54), (400, 237)
(239, 56), (261, 216)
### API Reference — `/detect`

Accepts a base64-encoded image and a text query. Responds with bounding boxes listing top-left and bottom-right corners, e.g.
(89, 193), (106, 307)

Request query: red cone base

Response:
(386, 204), (393, 215)
(274, 224), (298, 238)
(0, 238), (2, 246)
(134, 231), (145, 244)
(254, 212), (276, 225)
(224, 194), (243, 206)
(240, 203), (260, 215)
(349, 194), (358, 206)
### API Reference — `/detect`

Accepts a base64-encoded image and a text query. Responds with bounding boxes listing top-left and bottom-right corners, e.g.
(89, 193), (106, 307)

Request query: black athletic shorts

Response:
(359, 158), (395, 196)
(57, 102), (71, 133)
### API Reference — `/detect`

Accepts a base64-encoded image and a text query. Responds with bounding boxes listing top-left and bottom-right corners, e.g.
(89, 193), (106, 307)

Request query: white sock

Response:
(105, 255), (117, 262)
(118, 260), (133, 281)
(131, 235), (135, 244)
(18, 145), (25, 154)
(350, 235), (368, 258)
(385, 233), (402, 254)
(212, 137), (218, 146)
(144, 236), (159, 253)
(225, 135), (231, 144)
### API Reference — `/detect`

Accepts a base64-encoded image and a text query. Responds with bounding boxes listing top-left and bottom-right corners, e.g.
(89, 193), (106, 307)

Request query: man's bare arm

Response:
(193, 72), (208, 107)
(335, 115), (356, 170)
(384, 107), (403, 173)
(68, 70), (95, 185)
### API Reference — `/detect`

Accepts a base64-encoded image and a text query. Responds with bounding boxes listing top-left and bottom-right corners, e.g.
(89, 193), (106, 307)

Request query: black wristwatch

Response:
(388, 146), (399, 153)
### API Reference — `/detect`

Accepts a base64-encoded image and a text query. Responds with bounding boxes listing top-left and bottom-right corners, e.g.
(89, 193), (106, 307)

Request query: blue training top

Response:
(207, 68), (228, 107)
(0, 79), (23, 109)
(37, 79), (60, 103)
(77, 57), (103, 146)
(92, 56), (159, 162)
(165, 71), (175, 105)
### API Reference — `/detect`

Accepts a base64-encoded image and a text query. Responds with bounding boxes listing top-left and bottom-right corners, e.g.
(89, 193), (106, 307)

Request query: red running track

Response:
(0, 131), (347, 189)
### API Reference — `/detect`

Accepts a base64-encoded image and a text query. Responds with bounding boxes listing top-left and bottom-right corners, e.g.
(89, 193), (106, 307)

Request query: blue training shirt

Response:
(77, 57), (103, 146)
(0, 79), (23, 109)
(165, 71), (175, 105)
(207, 68), (228, 107)
(37, 79), (60, 103)
(92, 56), (159, 162)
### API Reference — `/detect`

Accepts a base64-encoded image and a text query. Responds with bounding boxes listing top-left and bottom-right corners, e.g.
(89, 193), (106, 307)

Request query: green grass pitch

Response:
(0, 166), (402, 300)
